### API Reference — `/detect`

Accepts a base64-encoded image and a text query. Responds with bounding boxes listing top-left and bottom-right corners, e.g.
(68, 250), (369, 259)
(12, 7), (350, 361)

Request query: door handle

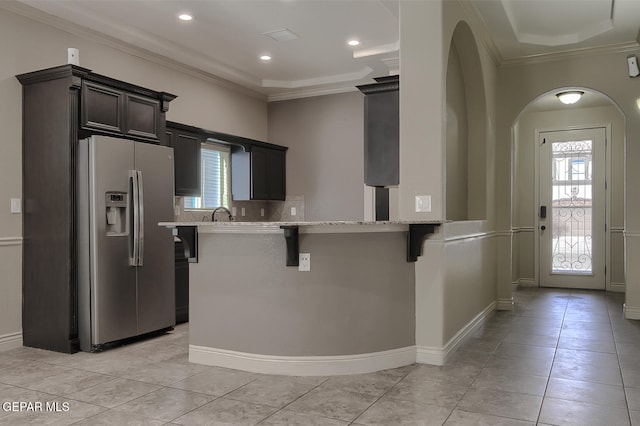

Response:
(137, 170), (144, 266)
(541, 225), (546, 231)
(540, 205), (547, 219)
(129, 170), (139, 266)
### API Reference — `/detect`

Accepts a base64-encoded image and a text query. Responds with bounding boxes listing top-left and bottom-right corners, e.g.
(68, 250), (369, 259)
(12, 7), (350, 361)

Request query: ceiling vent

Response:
(263, 29), (300, 42)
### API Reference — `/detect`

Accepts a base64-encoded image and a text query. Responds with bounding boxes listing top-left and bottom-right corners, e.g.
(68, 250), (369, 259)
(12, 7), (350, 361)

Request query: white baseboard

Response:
(189, 345), (416, 376)
(416, 300), (497, 366)
(0, 332), (22, 352)
(609, 282), (625, 293)
(624, 304), (640, 320)
(518, 278), (537, 288)
(497, 298), (514, 311)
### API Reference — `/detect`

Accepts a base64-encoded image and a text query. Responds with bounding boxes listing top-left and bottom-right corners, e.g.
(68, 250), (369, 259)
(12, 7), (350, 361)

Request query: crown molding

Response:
(1, 1), (267, 101)
(263, 67), (373, 89)
(456, 0), (640, 69)
(500, 41), (640, 67)
(457, 0), (504, 68)
(267, 85), (359, 103)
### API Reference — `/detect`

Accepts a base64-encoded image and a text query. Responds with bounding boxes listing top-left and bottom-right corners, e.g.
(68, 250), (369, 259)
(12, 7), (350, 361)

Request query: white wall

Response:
(0, 7), (268, 346)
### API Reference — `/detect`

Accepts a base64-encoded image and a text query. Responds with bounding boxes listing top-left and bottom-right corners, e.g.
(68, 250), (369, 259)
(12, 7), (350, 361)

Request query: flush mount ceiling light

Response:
(178, 13), (193, 21)
(556, 91), (584, 105)
(347, 39), (360, 46)
(260, 55), (272, 61)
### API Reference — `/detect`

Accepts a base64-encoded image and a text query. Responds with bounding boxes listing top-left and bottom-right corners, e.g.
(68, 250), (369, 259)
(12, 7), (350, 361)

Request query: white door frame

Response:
(534, 124), (611, 290)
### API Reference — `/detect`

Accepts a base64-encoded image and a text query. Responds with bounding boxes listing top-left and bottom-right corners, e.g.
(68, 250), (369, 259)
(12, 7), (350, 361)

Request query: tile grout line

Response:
(607, 291), (634, 426)
(532, 290), (569, 425)
(346, 368), (418, 425)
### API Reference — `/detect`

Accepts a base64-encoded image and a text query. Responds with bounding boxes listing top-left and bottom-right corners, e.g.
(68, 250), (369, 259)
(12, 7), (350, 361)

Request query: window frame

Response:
(183, 141), (231, 211)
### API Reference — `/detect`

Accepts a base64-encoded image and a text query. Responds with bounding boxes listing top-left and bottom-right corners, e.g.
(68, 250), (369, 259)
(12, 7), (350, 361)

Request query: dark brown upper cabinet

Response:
(165, 122), (202, 196)
(231, 145), (286, 201)
(81, 81), (163, 142)
(357, 76), (399, 187)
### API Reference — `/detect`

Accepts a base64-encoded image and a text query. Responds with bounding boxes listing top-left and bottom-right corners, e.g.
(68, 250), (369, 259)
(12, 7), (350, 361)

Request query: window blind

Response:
(184, 143), (230, 209)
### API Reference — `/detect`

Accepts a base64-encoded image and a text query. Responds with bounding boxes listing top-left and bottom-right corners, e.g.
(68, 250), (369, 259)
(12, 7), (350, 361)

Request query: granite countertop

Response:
(159, 220), (443, 234)
(159, 220), (443, 227)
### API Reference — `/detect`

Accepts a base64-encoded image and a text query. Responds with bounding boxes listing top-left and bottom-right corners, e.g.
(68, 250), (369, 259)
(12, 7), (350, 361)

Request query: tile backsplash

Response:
(174, 195), (305, 222)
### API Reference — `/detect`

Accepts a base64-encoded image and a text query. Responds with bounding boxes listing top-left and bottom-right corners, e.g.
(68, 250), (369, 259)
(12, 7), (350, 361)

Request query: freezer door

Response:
(134, 142), (176, 334)
(87, 136), (138, 347)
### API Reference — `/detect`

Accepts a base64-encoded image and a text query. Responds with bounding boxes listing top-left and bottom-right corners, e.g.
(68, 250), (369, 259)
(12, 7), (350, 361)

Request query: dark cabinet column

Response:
(357, 76), (399, 187)
(17, 64), (176, 353)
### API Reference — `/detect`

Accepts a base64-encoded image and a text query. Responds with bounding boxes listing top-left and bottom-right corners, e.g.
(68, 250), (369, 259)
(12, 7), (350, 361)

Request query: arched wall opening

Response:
(510, 87), (626, 292)
(445, 21), (488, 221)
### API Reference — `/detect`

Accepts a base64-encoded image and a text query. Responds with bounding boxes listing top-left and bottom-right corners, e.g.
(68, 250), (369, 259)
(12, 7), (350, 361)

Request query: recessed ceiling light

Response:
(347, 39), (360, 46)
(260, 55), (272, 61)
(178, 14), (193, 21)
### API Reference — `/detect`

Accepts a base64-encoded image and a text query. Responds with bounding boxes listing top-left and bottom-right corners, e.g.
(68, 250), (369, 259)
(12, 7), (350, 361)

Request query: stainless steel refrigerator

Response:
(77, 135), (175, 352)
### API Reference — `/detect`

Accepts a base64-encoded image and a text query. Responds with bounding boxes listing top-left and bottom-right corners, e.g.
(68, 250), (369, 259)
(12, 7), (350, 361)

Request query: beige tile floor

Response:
(0, 288), (639, 425)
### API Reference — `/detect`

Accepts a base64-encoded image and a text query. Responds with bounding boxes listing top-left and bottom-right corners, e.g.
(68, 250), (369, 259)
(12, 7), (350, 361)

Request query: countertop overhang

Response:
(160, 220), (443, 263)
(159, 220), (442, 235)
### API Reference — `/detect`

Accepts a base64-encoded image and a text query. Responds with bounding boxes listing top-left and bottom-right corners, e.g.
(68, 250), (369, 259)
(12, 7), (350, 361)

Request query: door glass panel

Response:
(551, 139), (593, 274)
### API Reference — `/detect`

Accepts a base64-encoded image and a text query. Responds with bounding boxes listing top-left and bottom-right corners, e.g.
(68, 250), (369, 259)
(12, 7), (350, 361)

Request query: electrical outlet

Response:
(291, 207), (297, 216)
(10, 198), (21, 214)
(241, 207), (246, 217)
(299, 253), (310, 271)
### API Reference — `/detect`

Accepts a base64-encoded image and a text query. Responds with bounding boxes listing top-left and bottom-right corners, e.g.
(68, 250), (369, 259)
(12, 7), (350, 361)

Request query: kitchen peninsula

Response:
(160, 220), (440, 376)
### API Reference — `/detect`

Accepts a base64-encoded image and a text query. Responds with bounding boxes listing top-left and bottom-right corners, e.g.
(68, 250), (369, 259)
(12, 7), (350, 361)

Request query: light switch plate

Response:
(260, 208), (265, 217)
(291, 207), (297, 216)
(232, 207), (237, 216)
(415, 195), (431, 212)
(10, 198), (21, 214)
(299, 253), (310, 271)
(241, 207), (246, 217)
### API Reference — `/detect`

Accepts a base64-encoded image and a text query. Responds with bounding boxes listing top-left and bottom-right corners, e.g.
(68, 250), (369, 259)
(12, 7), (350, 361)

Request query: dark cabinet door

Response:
(169, 128), (201, 196)
(250, 146), (270, 200)
(125, 93), (161, 141)
(247, 146), (286, 201)
(81, 81), (124, 134)
(81, 81), (161, 142)
(268, 149), (286, 201)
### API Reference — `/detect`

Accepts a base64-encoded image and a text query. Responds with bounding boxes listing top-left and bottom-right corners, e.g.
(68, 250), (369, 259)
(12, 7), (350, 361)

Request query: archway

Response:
(511, 88), (625, 292)
(445, 21), (488, 221)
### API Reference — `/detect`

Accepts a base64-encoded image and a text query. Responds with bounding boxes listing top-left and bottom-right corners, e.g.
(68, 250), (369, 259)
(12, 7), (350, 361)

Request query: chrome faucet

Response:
(211, 206), (234, 222)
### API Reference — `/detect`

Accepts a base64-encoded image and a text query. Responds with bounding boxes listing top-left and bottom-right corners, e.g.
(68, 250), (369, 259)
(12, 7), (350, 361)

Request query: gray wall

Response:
(190, 231), (415, 356)
(268, 92), (365, 221)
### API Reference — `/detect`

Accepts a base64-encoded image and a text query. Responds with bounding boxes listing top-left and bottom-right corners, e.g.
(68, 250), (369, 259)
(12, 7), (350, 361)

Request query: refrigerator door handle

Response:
(137, 170), (145, 266)
(129, 170), (139, 267)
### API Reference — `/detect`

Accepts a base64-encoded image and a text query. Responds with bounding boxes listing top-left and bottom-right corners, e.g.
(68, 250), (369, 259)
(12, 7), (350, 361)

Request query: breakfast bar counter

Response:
(160, 221), (440, 376)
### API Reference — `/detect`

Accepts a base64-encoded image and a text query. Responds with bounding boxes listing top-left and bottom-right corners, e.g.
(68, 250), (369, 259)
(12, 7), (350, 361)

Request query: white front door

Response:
(539, 128), (606, 289)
